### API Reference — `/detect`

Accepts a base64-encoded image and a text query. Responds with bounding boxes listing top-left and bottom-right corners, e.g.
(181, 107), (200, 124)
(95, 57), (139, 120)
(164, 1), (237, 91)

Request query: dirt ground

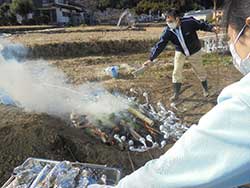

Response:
(0, 27), (243, 185)
(0, 104), (173, 184)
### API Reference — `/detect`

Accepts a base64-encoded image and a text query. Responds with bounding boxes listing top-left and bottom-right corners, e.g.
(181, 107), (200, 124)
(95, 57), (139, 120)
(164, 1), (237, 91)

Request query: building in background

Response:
(33, 0), (85, 25)
(184, 9), (224, 24)
(0, 0), (86, 25)
(184, 9), (214, 22)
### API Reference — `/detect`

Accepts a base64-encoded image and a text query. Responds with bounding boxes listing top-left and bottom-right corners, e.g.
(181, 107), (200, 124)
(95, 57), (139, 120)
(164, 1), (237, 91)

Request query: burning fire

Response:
(70, 88), (189, 153)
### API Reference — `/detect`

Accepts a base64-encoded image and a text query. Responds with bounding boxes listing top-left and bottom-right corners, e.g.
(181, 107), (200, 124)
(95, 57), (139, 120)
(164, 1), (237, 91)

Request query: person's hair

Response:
(223, 0), (250, 32)
(165, 8), (181, 18)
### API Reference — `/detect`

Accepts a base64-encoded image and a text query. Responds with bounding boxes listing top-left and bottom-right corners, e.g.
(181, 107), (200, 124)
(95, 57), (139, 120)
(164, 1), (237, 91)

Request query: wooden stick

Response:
(144, 123), (161, 135)
(127, 151), (135, 172)
(120, 120), (143, 141)
(147, 150), (154, 160)
(128, 107), (154, 126)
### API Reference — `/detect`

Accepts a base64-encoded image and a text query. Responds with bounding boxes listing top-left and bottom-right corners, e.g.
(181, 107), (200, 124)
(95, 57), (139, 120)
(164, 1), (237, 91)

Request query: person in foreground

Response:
(90, 0), (250, 187)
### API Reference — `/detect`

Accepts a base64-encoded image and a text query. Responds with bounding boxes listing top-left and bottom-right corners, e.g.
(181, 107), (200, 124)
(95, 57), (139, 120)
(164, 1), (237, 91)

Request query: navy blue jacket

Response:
(149, 17), (214, 61)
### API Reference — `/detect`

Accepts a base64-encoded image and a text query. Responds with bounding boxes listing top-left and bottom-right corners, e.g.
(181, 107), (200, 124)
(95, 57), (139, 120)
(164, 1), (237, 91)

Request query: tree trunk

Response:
(213, 0), (217, 18)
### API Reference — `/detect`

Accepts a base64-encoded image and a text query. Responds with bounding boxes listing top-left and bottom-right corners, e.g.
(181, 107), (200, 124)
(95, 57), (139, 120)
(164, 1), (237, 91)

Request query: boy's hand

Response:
(212, 26), (220, 34)
(143, 60), (153, 67)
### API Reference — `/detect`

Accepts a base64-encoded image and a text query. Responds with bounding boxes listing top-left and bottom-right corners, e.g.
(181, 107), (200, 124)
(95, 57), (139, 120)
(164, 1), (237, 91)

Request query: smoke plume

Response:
(0, 39), (129, 121)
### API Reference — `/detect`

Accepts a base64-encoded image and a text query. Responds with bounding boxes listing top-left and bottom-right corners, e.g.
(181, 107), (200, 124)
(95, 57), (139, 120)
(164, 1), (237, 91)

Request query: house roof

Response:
(38, 2), (84, 12)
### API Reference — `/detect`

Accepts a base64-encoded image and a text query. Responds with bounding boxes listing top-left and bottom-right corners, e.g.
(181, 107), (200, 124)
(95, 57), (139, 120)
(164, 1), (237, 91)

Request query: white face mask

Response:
(229, 25), (250, 75)
(167, 22), (178, 30)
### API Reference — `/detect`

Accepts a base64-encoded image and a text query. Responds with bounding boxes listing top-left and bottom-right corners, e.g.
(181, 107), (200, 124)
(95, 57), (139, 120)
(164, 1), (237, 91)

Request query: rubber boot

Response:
(201, 80), (209, 97)
(169, 83), (182, 101)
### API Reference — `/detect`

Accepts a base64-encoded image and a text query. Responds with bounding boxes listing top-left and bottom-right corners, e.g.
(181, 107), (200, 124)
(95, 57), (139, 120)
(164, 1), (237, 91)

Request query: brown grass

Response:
(0, 25), (52, 29)
(7, 27), (165, 59)
(27, 39), (158, 59)
(10, 27), (164, 46)
(0, 25), (56, 33)
(7, 25), (211, 59)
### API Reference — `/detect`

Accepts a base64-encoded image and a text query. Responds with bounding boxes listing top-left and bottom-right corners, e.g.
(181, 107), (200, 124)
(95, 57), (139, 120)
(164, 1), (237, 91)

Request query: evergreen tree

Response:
(10, 0), (34, 21)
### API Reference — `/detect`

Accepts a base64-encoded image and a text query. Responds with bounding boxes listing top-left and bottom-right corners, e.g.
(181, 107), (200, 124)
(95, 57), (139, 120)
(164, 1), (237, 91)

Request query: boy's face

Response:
(166, 15), (176, 24)
(166, 15), (180, 29)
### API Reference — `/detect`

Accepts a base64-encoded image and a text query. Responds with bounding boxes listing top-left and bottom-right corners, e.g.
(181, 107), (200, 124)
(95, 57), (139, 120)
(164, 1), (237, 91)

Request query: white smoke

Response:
(0, 38), (129, 120)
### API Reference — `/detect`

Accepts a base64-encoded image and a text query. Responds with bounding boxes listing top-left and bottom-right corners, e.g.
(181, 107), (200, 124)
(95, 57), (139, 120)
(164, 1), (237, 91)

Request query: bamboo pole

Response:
(128, 107), (154, 126)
